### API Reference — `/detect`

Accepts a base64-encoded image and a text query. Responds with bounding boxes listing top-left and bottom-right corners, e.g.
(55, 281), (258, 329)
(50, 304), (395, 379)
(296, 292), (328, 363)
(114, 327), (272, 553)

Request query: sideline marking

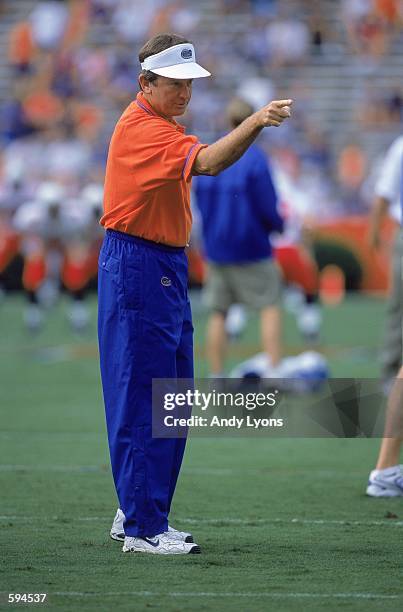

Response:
(0, 515), (402, 527)
(0, 590), (399, 600)
(0, 464), (370, 478)
(178, 516), (403, 527)
(50, 591), (401, 600)
(0, 464), (107, 473)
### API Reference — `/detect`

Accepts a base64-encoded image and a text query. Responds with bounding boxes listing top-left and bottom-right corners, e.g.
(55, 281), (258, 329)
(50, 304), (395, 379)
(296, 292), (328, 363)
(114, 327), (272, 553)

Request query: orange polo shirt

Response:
(101, 92), (206, 246)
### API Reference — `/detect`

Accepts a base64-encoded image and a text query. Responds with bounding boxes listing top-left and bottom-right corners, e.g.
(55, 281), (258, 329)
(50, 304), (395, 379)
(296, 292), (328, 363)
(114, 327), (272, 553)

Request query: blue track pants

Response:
(98, 229), (193, 537)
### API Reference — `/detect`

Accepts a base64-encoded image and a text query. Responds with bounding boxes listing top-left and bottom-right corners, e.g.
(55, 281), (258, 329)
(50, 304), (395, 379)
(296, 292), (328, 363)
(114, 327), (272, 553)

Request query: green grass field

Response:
(1, 293), (402, 611)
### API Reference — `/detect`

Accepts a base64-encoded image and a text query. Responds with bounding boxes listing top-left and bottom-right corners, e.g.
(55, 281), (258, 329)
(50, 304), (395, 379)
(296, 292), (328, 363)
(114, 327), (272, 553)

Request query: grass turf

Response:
(0, 293), (402, 611)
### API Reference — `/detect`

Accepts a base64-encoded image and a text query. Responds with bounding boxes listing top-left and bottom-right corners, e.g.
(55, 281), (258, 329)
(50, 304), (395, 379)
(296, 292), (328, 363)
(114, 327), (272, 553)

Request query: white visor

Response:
(140, 43), (211, 79)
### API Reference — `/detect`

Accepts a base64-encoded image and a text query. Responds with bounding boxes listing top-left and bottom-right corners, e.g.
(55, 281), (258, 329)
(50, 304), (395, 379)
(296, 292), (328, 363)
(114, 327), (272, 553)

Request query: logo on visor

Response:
(181, 48), (192, 59)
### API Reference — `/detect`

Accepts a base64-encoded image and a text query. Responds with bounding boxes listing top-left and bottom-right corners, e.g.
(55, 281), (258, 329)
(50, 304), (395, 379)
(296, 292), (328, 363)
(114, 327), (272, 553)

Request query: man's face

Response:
(143, 76), (193, 118)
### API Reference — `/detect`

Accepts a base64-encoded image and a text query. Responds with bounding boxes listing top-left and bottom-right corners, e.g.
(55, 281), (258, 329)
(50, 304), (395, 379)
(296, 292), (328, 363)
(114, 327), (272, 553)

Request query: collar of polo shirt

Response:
(140, 43), (211, 80)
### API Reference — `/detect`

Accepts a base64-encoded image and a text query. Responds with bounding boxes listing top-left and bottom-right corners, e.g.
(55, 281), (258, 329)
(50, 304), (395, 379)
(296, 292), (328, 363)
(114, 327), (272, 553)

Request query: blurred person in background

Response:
(265, 2), (310, 67)
(367, 364), (403, 497)
(112, 0), (160, 44)
(237, 77), (276, 116)
(195, 98), (284, 377)
(0, 160), (33, 299)
(367, 135), (403, 392)
(337, 141), (368, 213)
(2, 120), (95, 194)
(7, 16), (36, 75)
(341, 0), (393, 59)
(29, 0), (69, 52)
(77, 182), (105, 291)
(80, 183), (104, 243)
(355, 82), (403, 129)
(13, 181), (90, 332)
(149, 0), (201, 38)
(366, 150), (403, 497)
(305, 0), (329, 56)
(0, 159), (33, 214)
(271, 148), (322, 342)
(90, 0), (118, 23)
(0, 81), (37, 144)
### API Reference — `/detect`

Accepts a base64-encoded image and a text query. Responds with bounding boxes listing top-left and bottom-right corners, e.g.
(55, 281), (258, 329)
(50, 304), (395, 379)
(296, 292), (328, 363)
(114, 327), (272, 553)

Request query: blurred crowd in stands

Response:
(1, 0), (403, 199)
(0, 0), (402, 325)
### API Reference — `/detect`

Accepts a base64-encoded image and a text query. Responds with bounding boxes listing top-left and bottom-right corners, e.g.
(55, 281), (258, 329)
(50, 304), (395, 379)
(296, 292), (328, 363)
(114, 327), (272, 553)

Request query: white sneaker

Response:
(122, 533), (200, 555)
(110, 508), (194, 543)
(110, 508), (125, 541)
(366, 465), (403, 497)
(167, 524), (194, 543)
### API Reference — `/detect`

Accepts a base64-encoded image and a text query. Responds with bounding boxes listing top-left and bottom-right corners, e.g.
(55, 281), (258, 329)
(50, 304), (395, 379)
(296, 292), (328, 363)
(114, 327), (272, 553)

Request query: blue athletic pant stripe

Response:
(98, 230), (193, 537)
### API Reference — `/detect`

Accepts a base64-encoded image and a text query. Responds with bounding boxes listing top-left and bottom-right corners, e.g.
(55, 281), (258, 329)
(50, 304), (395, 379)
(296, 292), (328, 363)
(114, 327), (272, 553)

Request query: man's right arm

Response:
(193, 99), (293, 177)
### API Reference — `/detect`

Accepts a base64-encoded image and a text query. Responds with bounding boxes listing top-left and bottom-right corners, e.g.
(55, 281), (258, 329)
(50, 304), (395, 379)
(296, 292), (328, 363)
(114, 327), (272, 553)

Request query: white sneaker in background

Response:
(297, 304), (322, 343)
(37, 279), (59, 309)
(283, 286), (304, 315)
(366, 465), (403, 497)
(68, 301), (90, 332)
(122, 533), (200, 555)
(110, 508), (194, 543)
(24, 304), (44, 333)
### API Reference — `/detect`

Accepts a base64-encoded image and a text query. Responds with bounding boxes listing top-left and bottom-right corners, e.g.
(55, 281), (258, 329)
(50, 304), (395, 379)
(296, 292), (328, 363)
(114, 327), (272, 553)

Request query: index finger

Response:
(276, 99), (293, 107)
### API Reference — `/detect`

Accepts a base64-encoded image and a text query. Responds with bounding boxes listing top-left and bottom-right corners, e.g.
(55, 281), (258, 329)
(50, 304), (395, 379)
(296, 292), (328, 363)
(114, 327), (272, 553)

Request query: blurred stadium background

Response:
(1, 1), (403, 610)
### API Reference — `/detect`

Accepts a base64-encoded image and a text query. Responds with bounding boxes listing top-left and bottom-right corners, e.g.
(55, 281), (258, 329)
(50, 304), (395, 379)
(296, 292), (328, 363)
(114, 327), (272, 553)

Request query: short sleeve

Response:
(182, 141), (208, 183)
(125, 119), (206, 191)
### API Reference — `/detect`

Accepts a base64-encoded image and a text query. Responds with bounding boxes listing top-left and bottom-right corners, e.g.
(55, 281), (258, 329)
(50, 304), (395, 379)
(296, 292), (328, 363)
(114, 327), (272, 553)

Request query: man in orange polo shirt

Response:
(98, 32), (292, 555)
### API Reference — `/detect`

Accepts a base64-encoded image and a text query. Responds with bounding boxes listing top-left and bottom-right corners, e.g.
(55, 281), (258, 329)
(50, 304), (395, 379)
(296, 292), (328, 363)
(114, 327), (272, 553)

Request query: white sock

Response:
(373, 465), (400, 476)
